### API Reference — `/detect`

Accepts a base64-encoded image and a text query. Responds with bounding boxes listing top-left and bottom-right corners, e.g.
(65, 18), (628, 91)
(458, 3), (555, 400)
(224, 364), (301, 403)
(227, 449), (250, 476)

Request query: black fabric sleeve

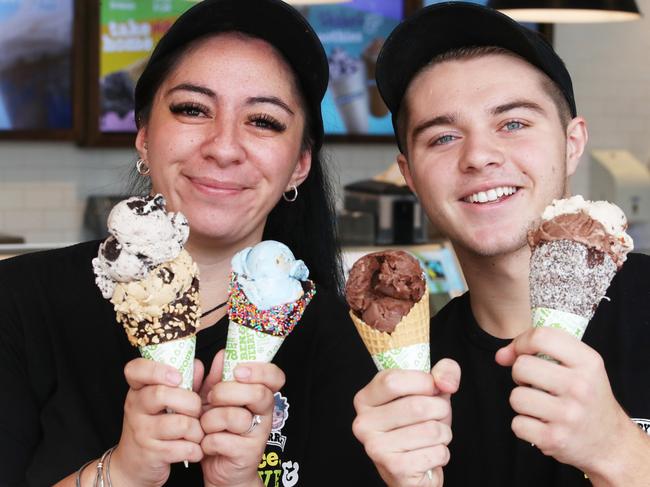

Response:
(0, 261), (41, 486)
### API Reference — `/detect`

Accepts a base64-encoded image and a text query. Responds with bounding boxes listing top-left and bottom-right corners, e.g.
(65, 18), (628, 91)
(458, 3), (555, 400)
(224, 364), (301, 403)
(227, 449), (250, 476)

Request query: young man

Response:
(352, 3), (650, 487)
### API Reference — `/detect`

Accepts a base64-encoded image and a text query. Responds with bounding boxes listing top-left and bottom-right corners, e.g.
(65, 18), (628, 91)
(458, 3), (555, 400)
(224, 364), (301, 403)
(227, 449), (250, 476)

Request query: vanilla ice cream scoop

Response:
(231, 240), (309, 310)
(92, 194), (189, 298)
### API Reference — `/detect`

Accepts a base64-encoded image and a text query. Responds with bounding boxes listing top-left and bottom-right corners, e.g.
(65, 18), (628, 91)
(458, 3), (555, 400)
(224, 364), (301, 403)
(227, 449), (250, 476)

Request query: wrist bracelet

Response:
(95, 446), (116, 487)
(105, 446), (115, 486)
(75, 459), (95, 487)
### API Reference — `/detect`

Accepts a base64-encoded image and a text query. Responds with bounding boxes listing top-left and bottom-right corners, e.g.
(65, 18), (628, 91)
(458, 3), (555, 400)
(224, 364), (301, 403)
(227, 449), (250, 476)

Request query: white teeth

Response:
(464, 186), (517, 203)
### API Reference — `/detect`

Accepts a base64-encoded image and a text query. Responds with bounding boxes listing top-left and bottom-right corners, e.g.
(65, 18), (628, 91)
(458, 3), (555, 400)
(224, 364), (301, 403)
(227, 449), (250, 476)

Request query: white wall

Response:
(1, 0), (650, 244)
(554, 0), (650, 248)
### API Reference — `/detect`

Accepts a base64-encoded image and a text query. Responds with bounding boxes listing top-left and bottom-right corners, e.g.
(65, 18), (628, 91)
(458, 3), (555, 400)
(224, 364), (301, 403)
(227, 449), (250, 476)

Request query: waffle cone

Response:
(350, 291), (429, 356)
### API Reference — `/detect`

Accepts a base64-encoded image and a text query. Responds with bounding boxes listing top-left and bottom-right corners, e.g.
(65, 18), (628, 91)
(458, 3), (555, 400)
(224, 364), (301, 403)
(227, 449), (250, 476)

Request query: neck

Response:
(455, 244), (532, 339)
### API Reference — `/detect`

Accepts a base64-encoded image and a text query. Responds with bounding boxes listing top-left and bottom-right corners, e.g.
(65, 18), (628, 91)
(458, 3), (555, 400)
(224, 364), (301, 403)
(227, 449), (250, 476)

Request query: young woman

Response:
(0, 1), (383, 485)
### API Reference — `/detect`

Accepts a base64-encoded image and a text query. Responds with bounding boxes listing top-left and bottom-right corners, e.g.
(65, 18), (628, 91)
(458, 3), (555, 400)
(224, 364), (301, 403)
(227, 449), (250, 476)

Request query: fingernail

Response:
(166, 369), (182, 385)
(234, 366), (251, 380)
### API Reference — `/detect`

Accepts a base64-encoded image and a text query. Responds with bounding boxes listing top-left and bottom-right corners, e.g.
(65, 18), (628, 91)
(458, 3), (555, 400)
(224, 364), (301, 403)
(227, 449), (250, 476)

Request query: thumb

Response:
(200, 349), (225, 404)
(192, 359), (205, 393)
(431, 358), (461, 396)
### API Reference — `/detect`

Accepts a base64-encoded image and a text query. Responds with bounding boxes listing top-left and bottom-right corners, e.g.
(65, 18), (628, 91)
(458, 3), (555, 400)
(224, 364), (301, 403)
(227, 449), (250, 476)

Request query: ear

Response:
(564, 116), (588, 178)
(397, 153), (417, 194)
(135, 126), (148, 159)
(288, 148), (312, 190)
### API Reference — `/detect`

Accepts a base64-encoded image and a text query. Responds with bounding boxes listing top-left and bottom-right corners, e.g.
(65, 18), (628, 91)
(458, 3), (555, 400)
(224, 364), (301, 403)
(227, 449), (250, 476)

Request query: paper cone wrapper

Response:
(532, 306), (589, 340)
(139, 335), (196, 390)
(222, 322), (285, 381)
(350, 293), (430, 371)
(532, 307), (588, 362)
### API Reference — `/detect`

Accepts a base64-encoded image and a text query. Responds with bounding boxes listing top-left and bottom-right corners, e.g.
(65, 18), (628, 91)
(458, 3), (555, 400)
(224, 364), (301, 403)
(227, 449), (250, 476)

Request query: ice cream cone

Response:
(350, 289), (430, 371)
(93, 195), (198, 468)
(221, 256), (315, 381)
(528, 196), (633, 361)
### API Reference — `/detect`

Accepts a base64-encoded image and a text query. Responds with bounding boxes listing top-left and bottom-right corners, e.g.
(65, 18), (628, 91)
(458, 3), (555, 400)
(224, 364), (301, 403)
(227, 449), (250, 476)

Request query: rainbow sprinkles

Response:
(227, 274), (316, 337)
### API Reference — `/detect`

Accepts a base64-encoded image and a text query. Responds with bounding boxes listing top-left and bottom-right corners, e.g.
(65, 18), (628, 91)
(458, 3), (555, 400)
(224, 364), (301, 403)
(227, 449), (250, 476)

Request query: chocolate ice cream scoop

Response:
(345, 250), (426, 332)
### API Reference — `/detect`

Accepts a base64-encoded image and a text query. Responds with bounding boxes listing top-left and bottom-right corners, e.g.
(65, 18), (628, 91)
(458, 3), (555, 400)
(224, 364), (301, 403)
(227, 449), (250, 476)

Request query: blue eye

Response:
(504, 121), (524, 131)
(434, 134), (455, 145)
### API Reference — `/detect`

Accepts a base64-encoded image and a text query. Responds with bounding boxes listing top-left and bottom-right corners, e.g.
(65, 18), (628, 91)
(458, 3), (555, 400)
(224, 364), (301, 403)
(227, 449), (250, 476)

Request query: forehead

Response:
(164, 32), (300, 95)
(405, 53), (551, 116)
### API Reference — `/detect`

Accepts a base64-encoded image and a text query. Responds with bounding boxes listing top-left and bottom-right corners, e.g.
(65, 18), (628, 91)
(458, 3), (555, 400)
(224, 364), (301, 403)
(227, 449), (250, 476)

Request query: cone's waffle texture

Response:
(529, 239), (616, 321)
(112, 250), (200, 347)
(350, 291), (429, 356)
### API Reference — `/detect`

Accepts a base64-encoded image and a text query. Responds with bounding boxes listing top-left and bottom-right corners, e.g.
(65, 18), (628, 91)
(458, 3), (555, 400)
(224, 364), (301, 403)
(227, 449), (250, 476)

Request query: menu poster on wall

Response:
(0, 0), (73, 131)
(299, 1), (404, 137)
(99, 0), (192, 132)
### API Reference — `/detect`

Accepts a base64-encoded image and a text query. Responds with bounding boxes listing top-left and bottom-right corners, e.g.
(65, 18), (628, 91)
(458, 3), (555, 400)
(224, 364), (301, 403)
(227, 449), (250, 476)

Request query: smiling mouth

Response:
(463, 186), (519, 204)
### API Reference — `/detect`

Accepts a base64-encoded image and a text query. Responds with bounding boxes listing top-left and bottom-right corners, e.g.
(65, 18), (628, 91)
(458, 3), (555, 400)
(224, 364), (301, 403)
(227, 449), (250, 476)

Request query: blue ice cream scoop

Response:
(231, 240), (309, 310)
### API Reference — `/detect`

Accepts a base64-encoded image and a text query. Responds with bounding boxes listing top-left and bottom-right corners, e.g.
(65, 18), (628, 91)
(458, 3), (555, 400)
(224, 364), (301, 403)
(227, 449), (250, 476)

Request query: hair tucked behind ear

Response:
(263, 149), (345, 296)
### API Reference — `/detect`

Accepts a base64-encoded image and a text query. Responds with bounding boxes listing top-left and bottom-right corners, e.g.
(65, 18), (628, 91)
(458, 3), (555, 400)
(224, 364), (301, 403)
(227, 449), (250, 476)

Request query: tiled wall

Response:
(1, 0), (650, 245)
(0, 141), (397, 243)
(0, 142), (131, 242)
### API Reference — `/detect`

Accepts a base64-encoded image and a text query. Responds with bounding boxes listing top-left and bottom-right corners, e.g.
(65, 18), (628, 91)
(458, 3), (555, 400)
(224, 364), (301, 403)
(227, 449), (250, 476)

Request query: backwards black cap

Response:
(134, 0), (328, 150)
(376, 2), (577, 152)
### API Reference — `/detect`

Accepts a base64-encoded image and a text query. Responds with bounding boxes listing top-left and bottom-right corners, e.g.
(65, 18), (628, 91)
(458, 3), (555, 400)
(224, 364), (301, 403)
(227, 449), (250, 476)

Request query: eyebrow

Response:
(411, 114), (457, 144)
(166, 83), (216, 98)
(165, 84), (294, 116)
(491, 100), (546, 116)
(247, 96), (294, 116)
(409, 99), (548, 143)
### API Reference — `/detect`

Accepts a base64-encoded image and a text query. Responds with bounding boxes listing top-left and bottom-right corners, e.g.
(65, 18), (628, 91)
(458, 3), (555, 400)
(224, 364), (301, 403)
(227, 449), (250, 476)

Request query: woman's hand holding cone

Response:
(352, 359), (461, 487)
(199, 350), (285, 487)
(108, 358), (204, 487)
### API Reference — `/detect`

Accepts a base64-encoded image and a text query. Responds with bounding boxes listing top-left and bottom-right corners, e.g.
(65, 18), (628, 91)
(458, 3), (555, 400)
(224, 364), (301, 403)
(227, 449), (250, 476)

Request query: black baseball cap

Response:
(135, 0), (328, 150)
(376, 2), (577, 152)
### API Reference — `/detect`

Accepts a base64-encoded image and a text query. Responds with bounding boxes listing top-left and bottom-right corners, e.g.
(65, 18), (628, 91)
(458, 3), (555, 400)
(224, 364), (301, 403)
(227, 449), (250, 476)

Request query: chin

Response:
(461, 232), (529, 258)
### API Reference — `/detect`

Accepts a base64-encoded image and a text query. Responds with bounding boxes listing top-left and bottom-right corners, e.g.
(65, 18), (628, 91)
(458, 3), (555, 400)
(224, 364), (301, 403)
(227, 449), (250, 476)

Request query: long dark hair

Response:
(132, 33), (345, 295)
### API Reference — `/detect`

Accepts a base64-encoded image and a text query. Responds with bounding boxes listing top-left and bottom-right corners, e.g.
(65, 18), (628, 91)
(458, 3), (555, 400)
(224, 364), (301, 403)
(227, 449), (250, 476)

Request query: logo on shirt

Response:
(268, 392), (289, 450)
(259, 393), (300, 487)
(632, 418), (650, 435)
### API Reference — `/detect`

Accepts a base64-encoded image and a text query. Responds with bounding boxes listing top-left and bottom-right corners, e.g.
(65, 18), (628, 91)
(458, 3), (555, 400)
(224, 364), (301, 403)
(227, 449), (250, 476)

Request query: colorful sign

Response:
(300, 1), (404, 136)
(0, 0), (73, 131)
(99, 0), (193, 132)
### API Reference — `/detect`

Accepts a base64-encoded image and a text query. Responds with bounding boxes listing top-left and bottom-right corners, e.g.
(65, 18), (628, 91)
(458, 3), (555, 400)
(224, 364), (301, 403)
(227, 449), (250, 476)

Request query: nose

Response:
(458, 132), (505, 172)
(200, 115), (246, 167)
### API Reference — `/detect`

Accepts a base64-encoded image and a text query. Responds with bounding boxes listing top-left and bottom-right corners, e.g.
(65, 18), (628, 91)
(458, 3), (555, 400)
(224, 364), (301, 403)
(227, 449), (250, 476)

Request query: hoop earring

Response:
(136, 158), (150, 176)
(282, 185), (298, 202)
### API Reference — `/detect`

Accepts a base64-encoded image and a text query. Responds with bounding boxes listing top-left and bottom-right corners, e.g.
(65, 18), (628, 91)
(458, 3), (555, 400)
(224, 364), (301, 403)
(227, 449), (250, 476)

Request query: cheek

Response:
(250, 146), (299, 186)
